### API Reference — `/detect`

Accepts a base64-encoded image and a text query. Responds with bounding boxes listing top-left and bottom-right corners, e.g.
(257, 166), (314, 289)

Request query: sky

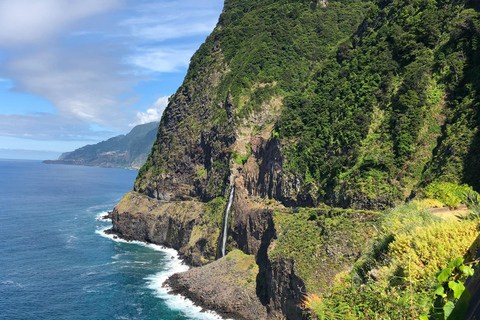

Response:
(0, 0), (224, 160)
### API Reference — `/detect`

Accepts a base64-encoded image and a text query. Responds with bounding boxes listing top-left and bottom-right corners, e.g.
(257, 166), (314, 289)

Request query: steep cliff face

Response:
(111, 0), (480, 319)
(133, 0), (372, 207)
(110, 191), (224, 266)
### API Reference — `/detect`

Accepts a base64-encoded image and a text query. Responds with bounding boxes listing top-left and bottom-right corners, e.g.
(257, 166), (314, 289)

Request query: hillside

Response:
(109, 0), (480, 319)
(44, 122), (159, 170)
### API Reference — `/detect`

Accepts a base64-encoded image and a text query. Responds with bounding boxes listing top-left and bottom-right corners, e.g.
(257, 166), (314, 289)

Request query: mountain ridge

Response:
(44, 121), (159, 170)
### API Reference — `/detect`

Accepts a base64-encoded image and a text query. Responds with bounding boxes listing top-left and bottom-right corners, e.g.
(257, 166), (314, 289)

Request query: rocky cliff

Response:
(110, 0), (480, 319)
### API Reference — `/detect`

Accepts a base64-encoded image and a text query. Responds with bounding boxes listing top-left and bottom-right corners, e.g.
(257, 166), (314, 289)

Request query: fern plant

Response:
(302, 294), (354, 320)
(457, 190), (480, 220)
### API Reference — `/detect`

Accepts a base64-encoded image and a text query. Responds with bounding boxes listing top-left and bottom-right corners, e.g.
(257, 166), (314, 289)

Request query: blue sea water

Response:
(0, 160), (223, 320)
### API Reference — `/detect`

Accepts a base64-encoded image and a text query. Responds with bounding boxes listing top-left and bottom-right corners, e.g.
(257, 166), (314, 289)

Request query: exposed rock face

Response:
(229, 181), (306, 319)
(165, 250), (269, 320)
(134, 53), (236, 202)
(236, 128), (315, 209)
(110, 191), (223, 266)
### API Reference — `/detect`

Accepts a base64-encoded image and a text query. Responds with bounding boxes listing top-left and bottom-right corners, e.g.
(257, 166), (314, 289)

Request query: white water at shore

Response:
(95, 211), (111, 222)
(96, 226), (229, 320)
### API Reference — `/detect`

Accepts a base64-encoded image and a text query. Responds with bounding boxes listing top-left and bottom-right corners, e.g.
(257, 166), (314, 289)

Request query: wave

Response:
(95, 226), (230, 320)
(95, 211), (111, 222)
(0, 280), (24, 288)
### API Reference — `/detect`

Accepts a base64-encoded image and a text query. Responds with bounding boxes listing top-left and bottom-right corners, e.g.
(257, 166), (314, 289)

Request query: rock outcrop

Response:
(165, 250), (269, 320)
(109, 191), (223, 266)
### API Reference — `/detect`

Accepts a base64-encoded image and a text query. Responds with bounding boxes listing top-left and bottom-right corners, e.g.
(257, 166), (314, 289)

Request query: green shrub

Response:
(458, 190), (480, 220)
(318, 202), (480, 319)
(383, 220), (478, 283)
(423, 182), (474, 208)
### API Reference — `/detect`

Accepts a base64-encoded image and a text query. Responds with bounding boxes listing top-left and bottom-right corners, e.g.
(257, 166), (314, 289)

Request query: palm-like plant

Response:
(457, 190), (480, 220)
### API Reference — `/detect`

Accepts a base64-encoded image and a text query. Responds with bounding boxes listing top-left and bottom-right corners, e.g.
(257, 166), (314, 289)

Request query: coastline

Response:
(98, 215), (233, 320)
(164, 254), (268, 320)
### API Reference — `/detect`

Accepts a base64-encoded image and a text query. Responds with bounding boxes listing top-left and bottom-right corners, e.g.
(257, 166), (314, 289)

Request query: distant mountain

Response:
(44, 122), (159, 169)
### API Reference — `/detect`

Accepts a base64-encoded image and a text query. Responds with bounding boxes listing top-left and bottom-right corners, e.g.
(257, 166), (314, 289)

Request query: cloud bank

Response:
(0, 0), (223, 144)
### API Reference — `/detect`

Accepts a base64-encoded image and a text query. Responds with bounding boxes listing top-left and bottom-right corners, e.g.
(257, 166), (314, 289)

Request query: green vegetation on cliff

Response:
(277, 0), (480, 208)
(44, 121), (159, 169)
(122, 0), (480, 318)
(136, 0), (480, 209)
(305, 200), (480, 319)
(270, 206), (380, 292)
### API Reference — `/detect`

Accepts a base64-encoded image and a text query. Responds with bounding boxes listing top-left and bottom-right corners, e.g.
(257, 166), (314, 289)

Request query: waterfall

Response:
(222, 186), (235, 257)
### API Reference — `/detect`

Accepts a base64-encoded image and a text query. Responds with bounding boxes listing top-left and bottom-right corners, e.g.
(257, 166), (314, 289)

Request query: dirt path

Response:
(428, 204), (470, 220)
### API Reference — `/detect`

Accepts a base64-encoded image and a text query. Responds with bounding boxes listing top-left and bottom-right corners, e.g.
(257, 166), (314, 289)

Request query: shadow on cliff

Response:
(254, 210), (308, 320)
(463, 119), (480, 193)
(255, 214), (275, 306)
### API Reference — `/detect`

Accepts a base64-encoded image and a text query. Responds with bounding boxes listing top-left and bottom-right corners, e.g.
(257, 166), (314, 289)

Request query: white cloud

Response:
(131, 96), (169, 126)
(0, 0), (224, 144)
(122, 0), (222, 73)
(0, 0), (123, 47)
(3, 47), (139, 129)
(0, 112), (114, 141)
(128, 48), (194, 73)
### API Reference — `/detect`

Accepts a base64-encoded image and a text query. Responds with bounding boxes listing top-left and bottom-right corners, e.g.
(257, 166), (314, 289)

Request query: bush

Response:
(423, 182), (474, 208)
(317, 202), (480, 319)
(384, 219), (478, 283)
(458, 190), (480, 220)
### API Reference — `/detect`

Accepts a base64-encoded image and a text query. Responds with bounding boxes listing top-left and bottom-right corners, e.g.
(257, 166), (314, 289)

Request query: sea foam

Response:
(95, 226), (230, 320)
(95, 211), (111, 222)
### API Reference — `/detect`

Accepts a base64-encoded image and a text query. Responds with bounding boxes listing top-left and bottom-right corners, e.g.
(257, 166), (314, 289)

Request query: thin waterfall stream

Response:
(221, 186), (235, 257)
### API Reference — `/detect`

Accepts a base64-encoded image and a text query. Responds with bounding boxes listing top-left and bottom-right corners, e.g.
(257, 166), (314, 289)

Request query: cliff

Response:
(110, 0), (480, 319)
(44, 121), (159, 170)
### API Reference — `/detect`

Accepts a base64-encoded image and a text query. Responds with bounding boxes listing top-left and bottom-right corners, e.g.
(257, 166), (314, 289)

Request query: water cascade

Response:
(221, 186), (235, 257)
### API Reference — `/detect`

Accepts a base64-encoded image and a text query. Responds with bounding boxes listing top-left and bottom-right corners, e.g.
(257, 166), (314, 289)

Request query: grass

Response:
(269, 206), (381, 293)
(309, 201), (480, 319)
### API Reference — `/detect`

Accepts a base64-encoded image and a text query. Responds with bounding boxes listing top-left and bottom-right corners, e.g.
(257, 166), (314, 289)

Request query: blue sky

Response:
(0, 0), (224, 160)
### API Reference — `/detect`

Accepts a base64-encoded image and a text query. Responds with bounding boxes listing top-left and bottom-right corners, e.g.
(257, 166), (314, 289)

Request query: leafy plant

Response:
(430, 257), (475, 320)
(302, 294), (354, 320)
(423, 183), (474, 208)
(458, 190), (480, 220)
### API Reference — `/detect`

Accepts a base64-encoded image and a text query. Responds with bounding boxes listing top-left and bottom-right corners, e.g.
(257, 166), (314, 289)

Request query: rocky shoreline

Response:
(165, 250), (269, 320)
(103, 222), (265, 320)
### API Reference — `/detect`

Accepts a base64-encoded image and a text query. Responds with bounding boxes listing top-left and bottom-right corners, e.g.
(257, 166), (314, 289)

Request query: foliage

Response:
(231, 143), (252, 166)
(415, 199), (445, 209)
(459, 189), (480, 220)
(302, 294), (354, 320)
(135, 0), (480, 207)
(383, 220), (478, 284)
(380, 201), (440, 236)
(423, 182), (474, 208)
(270, 206), (380, 292)
(208, 0), (372, 118)
(275, 0), (480, 207)
(430, 257), (475, 320)
(312, 202), (480, 319)
(196, 168), (207, 178)
(368, 203), (478, 286)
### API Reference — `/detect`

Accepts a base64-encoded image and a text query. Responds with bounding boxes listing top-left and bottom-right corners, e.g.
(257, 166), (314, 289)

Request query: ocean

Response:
(0, 160), (223, 320)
